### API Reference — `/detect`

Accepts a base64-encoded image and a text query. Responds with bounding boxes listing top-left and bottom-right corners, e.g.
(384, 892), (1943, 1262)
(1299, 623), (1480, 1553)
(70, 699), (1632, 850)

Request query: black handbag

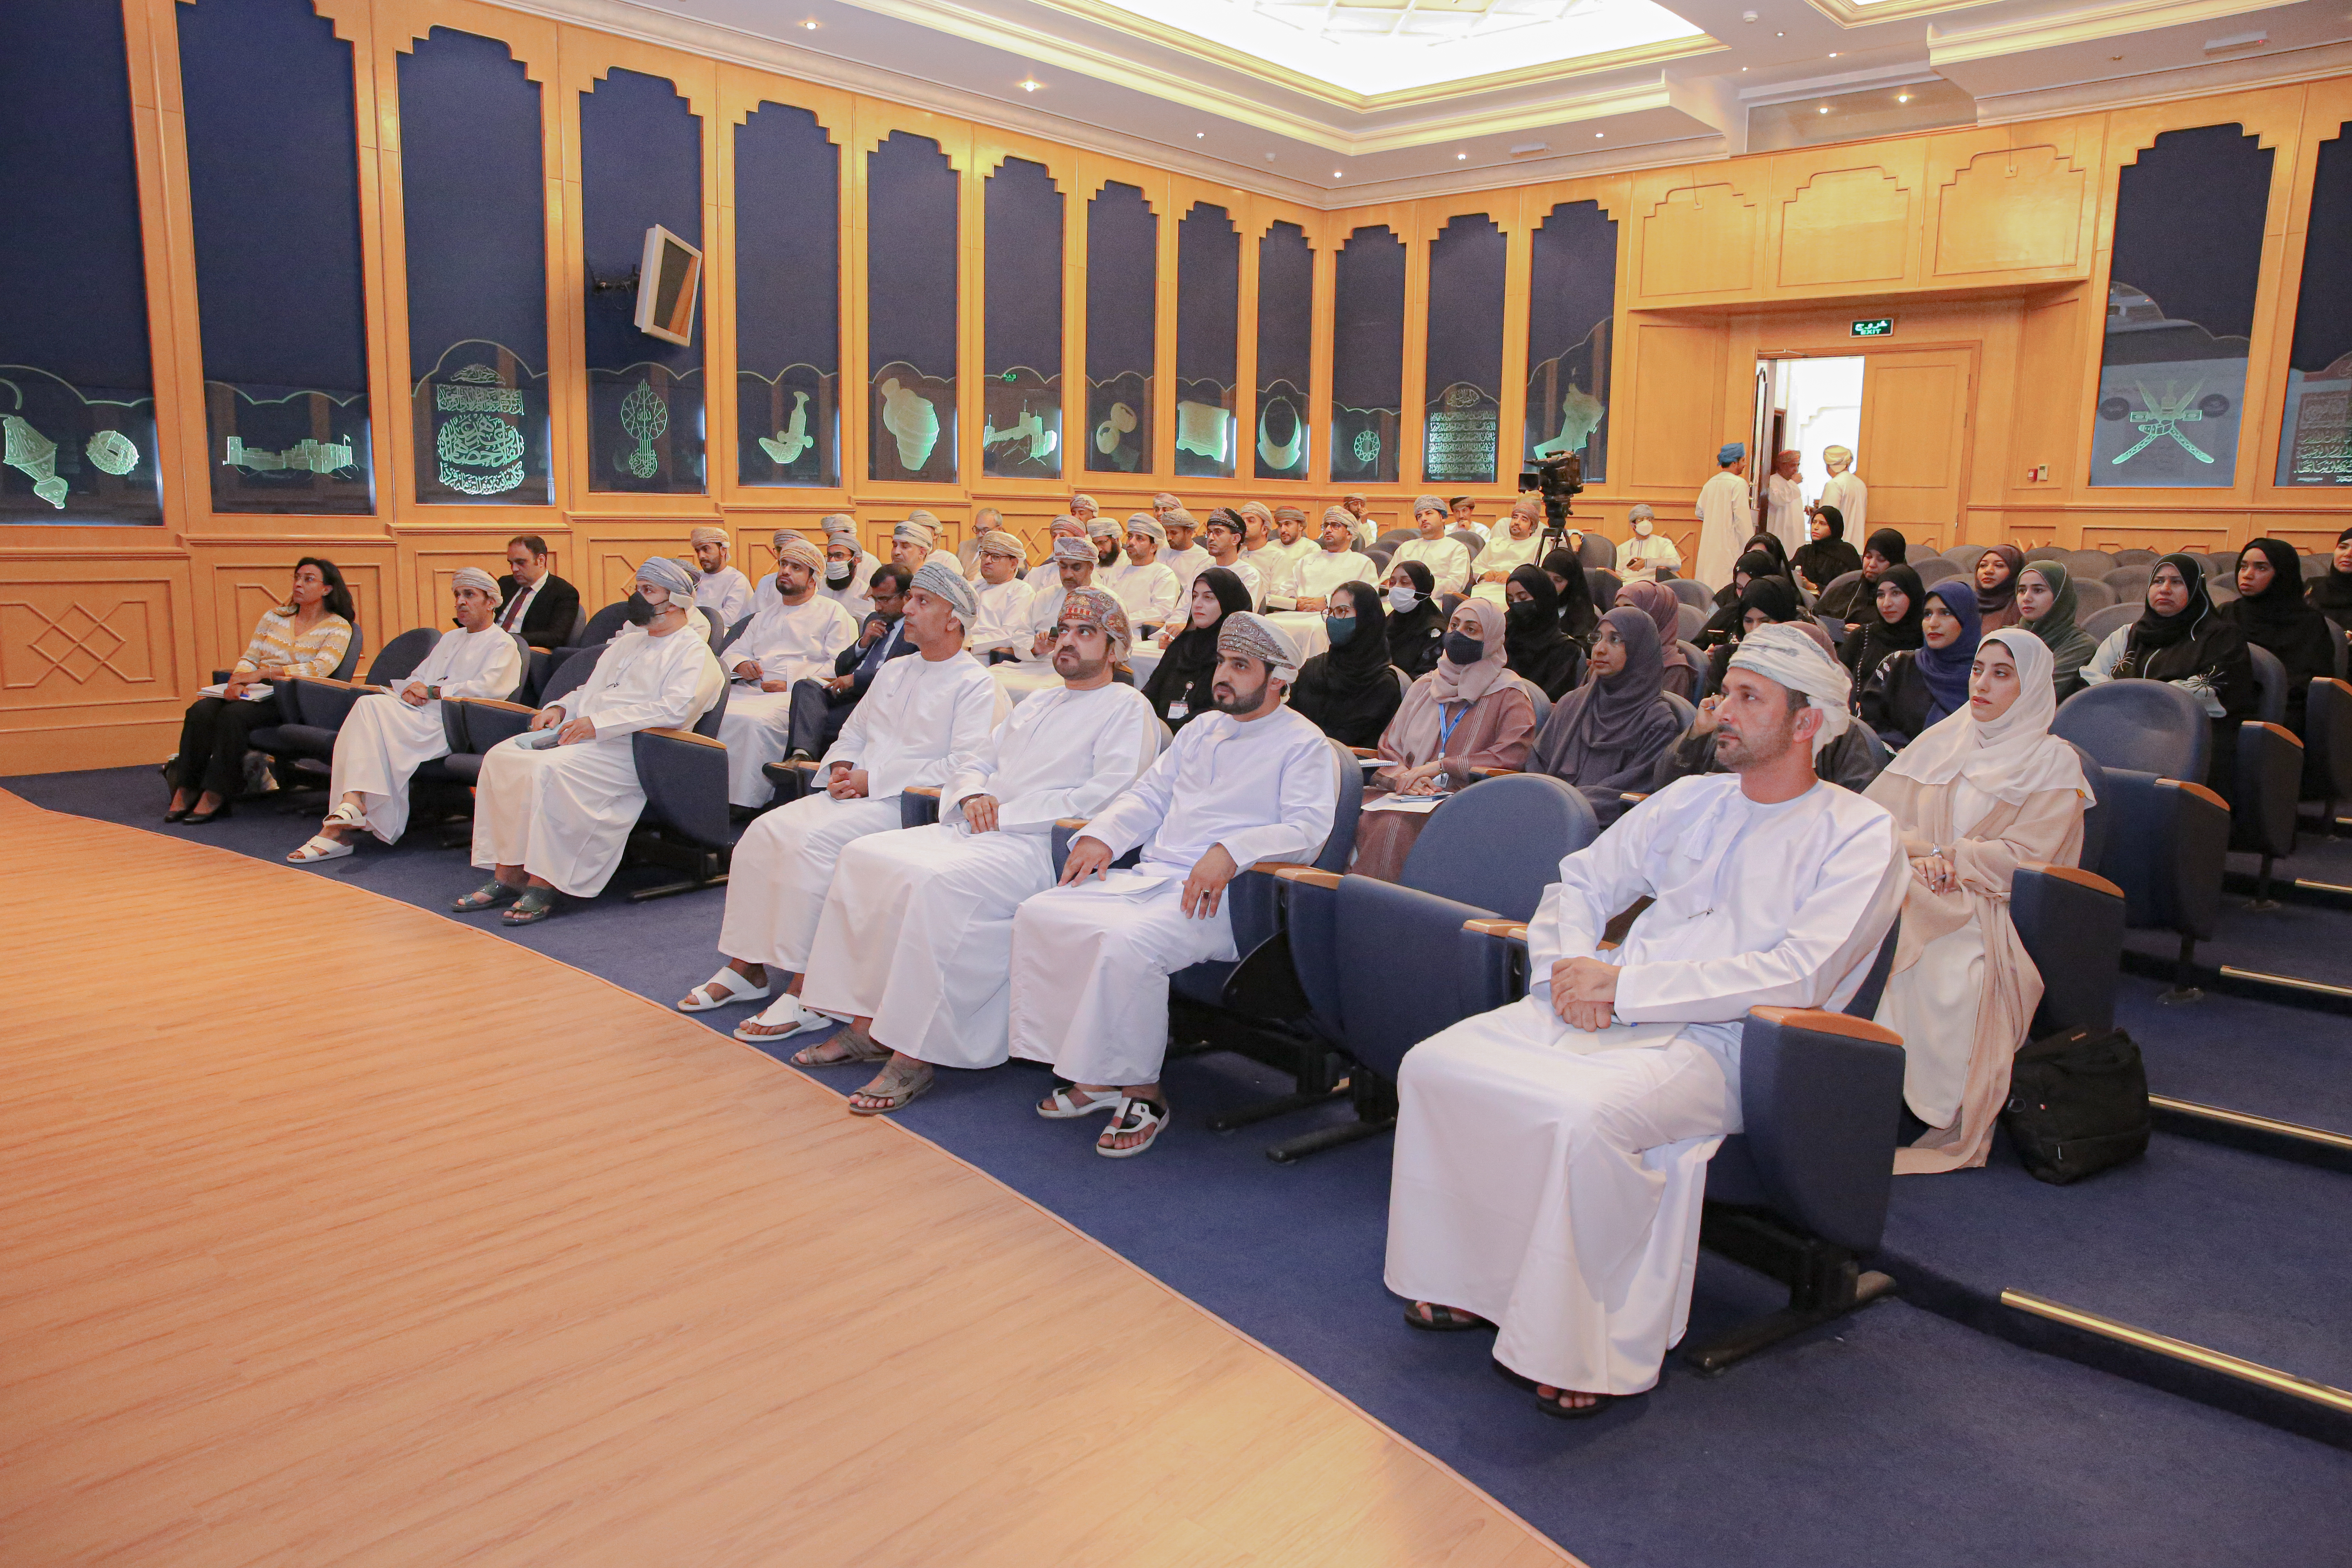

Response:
(2002, 1025), (2150, 1185)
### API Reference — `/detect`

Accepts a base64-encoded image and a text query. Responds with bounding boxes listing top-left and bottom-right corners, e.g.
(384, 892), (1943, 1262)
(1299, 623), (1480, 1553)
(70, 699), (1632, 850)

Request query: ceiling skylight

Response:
(1080, 0), (1708, 96)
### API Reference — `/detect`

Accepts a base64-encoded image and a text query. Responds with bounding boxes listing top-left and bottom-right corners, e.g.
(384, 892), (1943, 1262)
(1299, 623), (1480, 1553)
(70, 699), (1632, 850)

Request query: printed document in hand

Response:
(196, 682), (275, 701)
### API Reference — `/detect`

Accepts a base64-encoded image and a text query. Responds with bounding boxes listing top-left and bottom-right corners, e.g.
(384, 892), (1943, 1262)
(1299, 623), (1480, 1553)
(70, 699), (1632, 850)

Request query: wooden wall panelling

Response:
(1630, 163), (1764, 304)
(189, 537), (394, 673)
(1624, 317), (1727, 506)
(714, 62), (855, 524)
(555, 29), (720, 521)
(2254, 75), (2352, 516)
(568, 519), (702, 611)
(1769, 141), (1926, 294)
(118, 0), (198, 554)
(0, 551), (196, 770)
(1305, 207), (1339, 495)
(1927, 119), (2103, 283)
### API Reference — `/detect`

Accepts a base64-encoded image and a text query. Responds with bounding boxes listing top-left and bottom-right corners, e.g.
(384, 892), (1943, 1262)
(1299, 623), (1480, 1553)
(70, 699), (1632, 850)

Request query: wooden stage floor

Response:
(0, 789), (1571, 1567)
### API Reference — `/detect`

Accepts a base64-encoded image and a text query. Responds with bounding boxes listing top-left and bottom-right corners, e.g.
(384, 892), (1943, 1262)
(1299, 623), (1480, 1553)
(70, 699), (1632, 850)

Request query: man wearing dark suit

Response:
(495, 535), (581, 650)
(784, 563), (917, 760)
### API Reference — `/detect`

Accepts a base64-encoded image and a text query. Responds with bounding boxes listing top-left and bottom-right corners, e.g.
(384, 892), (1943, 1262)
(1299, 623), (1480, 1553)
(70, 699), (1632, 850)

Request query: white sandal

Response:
(323, 801), (366, 831)
(287, 834), (353, 864)
(1036, 1085), (1123, 1120)
(679, 965), (769, 1012)
(733, 993), (833, 1043)
(1095, 1096), (1170, 1159)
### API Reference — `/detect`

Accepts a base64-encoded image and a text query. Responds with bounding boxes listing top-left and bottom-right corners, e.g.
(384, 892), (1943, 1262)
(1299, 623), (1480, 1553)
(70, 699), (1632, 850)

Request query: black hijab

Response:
(1742, 529), (1792, 582)
(2225, 539), (2333, 653)
(1864, 528), (1908, 568)
(1792, 504), (1862, 590)
(2308, 525), (2352, 616)
(1504, 564), (1588, 699)
(1820, 528), (1909, 623)
(2114, 554), (2255, 721)
(1143, 566), (1251, 728)
(1842, 562), (1926, 693)
(1704, 547), (1788, 644)
(1290, 580), (1402, 748)
(1704, 573), (1803, 694)
(1384, 558), (1446, 678)
(1541, 548), (1599, 637)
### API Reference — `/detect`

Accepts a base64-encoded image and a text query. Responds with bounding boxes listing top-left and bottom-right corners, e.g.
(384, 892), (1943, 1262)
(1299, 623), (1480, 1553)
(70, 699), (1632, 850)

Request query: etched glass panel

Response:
(1086, 182), (1156, 475)
(983, 157), (1064, 480)
(1254, 222), (1313, 481)
(1330, 225), (1404, 486)
(1175, 203), (1239, 480)
(1524, 200), (1616, 484)
(1422, 214), (1505, 485)
(867, 131), (958, 483)
(2277, 125), (2352, 486)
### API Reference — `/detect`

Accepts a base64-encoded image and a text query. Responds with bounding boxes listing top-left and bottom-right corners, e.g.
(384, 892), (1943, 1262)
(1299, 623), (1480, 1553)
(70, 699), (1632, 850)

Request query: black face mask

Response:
(1443, 630), (1484, 666)
(623, 591), (658, 626)
(825, 563), (853, 586)
(1506, 601), (1547, 626)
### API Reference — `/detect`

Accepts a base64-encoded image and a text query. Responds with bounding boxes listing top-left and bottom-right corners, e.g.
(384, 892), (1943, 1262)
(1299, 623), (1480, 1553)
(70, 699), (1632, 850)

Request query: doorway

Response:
(1752, 348), (1973, 552)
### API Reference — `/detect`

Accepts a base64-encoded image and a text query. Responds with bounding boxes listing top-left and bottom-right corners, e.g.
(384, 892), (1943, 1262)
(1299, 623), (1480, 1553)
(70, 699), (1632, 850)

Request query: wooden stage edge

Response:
(0, 788), (1575, 1568)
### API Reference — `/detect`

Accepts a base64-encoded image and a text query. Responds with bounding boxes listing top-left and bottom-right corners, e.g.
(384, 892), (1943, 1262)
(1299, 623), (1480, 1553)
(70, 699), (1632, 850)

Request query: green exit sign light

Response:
(1851, 317), (1895, 339)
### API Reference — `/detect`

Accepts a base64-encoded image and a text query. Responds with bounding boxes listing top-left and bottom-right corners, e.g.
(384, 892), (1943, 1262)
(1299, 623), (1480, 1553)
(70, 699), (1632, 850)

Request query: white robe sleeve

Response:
(1212, 729), (1339, 869)
(868, 668), (1001, 799)
(1077, 734), (1183, 855)
(1613, 808), (1904, 1023)
(1140, 564), (1182, 624)
(978, 694), (1160, 833)
(1524, 799), (1665, 999)
(447, 631), (524, 701)
(577, 635), (707, 739)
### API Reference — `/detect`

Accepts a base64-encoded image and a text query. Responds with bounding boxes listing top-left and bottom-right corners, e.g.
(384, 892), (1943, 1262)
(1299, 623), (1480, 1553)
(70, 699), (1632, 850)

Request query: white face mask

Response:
(1386, 584), (1420, 612)
(1633, 518), (1654, 538)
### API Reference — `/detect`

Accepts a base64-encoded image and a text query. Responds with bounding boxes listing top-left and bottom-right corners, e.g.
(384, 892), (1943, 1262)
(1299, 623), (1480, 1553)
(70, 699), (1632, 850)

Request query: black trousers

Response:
(785, 678), (860, 759)
(177, 695), (278, 797)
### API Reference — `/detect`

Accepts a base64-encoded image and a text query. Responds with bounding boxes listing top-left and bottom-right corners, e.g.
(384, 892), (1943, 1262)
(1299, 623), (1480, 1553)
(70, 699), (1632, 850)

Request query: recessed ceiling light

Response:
(2111, 53), (2124, 60)
(1829, 51), (1838, 57)
(1196, 131), (1205, 138)
(1019, 78), (1040, 91)
(1595, 132), (1604, 138)
(802, 17), (819, 28)
(1457, 152), (1467, 159)
(1819, 105), (1830, 114)
(1333, 170), (1343, 178)
(1896, 93), (1911, 103)
(1776, 31), (1784, 36)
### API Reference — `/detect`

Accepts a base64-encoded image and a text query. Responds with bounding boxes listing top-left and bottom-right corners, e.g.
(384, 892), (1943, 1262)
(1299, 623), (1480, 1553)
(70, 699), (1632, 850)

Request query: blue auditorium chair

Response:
(1578, 533), (1617, 569)
(2303, 675), (2352, 832)
(1667, 577), (1715, 611)
(2011, 862), (2129, 1036)
(1224, 772), (1600, 1160)
(1044, 736), (1365, 1108)
(577, 601), (635, 647)
(621, 684), (743, 902)
(2232, 644), (2305, 904)
(253, 626), (441, 796)
(2023, 544), (2069, 563)
(2053, 681), (2230, 999)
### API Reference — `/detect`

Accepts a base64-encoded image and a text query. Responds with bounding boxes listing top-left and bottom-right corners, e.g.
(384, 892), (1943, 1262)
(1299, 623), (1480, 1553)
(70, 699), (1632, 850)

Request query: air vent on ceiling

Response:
(1509, 141), (1550, 158)
(2205, 30), (2267, 54)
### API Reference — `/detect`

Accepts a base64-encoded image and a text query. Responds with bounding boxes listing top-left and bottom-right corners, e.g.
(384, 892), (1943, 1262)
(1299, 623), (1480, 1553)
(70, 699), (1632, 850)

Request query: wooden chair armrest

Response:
(1055, 818), (1092, 831)
(2321, 677), (2352, 696)
(642, 726), (724, 750)
(1247, 858), (1315, 875)
(1748, 1005), (1902, 1045)
(1468, 766), (1521, 781)
(1619, 791), (1649, 804)
(1272, 866), (1343, 889)
(785, 758), (822, 772)
(2157, 777), (2230, 812)
(2247, 720), (2304, 750)
(461, 698), (539, 715)
(2025, 862), (2125, 901)
(904, 785), (942, 798)
(1349, 746), (1379, 758)
(1462, 918), (1529, 940)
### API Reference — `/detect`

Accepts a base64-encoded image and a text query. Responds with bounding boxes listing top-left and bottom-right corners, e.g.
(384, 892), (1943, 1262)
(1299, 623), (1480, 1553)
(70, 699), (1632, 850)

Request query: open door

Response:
(1856, 349), (1973, 552)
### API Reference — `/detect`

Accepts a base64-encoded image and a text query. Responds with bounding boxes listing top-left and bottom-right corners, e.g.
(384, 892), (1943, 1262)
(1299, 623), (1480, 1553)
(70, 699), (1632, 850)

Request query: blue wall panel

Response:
(866, 131), (957, 482)
(982, 157), (1062, 480)
(736, 102), (840, 487)
(581, 67), (703, 494)
(1174, 203), (1238, 480)
(399, 27), (548, 506)
(178, 0), (373, 514)
(1254, 222), (1312, 481)
(1422, 214), (1505, 485)
(1085, 183), (1155, 474)
(1524, 200), (1616, 482)
(0, 0), (159, 523)
(1330, 225), (1403, 485)
(2279, 124), (2352, 485)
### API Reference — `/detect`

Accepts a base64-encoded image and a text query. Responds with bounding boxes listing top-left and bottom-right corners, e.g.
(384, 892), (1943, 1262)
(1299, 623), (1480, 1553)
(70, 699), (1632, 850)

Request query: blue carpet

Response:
(2119, 976), (2352, 1136)
(16, 766), (2352, 1567)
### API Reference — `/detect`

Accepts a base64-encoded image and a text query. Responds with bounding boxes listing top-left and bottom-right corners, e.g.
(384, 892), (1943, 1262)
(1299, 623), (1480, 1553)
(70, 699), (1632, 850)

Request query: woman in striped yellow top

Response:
(169, 558), (356, 823)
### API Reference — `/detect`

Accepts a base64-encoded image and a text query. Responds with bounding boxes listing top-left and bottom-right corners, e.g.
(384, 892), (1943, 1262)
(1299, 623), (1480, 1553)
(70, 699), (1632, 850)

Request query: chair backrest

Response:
(564, 601), (589, 646)
(1816, 568), (1862, 606)
(1365, 544), (1394, 571)
(1661, 689), (1696, 729)
(365, 626), (440, 686)
(1816, 611), (1846, 648)
(1376, 527), (1418, 549)
(1676, 639), (1707, 676)
(503, 632), (535, 700)
(1844, 916), (1902, 1020)
(1510, 673), (1552, 731)
(2103, 564), (2152, 601)
(1577, 533), (1617, 569)
(2064, 549), (2117, 578)
(1584, 568), (1621, 607)
(542, 645), (604, 709)
(2053, 678), (2209, 781)
(330, 622), (365, 681)
(1437, 592), (1464, 622)
(518, 646), (554, 705)
(579, 601), (634, 646)
(2110, 548), (2159, 567)
(2068, 739), (2109, 870)
(2071, 577), (2117, 612)
(2206, 578), (2239, 606)
(1667, 577), (1714, 610)
(632, 729), (735, 850)
(2245, 641), (2288, 725)
(1914, 557), (1962, 587)
(2304, 553), (2335, 580)
(1675, 603), (1707, 642)
(1312, 735), (1366, 873)
(1391, 664), (1412, 698)
(719, 613), (755, 653)
(1401, 773), (1599, 920)
(2023, 544), (2069, 562)
(1448, 527), (1484, 561)
(2081, 602), (2142, 644)
(2329, 619), (2350, 680)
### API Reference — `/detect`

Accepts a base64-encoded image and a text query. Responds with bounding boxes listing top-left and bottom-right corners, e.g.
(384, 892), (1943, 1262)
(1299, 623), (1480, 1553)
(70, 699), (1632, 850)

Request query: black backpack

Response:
(2002, 1025), (2150, 1185)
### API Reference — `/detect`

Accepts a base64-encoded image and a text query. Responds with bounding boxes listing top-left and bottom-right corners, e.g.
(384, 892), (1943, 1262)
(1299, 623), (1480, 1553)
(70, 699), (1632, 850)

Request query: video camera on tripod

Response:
(1518, 451), (1583, 550)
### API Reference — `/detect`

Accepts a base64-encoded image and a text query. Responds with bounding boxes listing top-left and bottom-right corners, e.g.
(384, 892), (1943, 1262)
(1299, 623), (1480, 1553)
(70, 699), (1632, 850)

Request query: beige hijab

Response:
(1391, 599), (1509, 759)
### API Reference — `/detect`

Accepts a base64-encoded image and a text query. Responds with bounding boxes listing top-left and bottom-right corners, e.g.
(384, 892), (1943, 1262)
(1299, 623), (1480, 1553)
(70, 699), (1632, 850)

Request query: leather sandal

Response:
(846, 1059), (934, 1116)
(452, 880), (523, 913)
(501, 887), (558, 925)
(1403, 1302), (1490, 1333)
(1535, 1390), (1616, 1421)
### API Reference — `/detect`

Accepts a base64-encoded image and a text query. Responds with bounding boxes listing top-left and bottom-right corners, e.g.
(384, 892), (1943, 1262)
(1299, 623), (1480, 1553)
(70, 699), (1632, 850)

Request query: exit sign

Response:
(1851, 317), (1895, 339)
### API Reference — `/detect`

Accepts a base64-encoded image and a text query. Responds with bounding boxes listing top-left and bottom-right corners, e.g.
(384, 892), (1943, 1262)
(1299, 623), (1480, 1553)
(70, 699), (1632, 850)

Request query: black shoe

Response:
(165, 805), (190, 823)
(185, 802), (234, 825)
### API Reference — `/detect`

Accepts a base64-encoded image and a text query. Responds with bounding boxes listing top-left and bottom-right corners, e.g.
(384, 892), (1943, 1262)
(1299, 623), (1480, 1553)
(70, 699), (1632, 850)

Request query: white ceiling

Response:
(528, 0), (2352, 201)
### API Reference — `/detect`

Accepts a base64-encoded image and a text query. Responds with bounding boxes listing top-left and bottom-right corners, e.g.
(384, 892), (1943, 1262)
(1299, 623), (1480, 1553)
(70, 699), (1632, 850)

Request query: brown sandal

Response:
(847, 1059), (934, 1116)
(789, 1025), (888, 1068)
